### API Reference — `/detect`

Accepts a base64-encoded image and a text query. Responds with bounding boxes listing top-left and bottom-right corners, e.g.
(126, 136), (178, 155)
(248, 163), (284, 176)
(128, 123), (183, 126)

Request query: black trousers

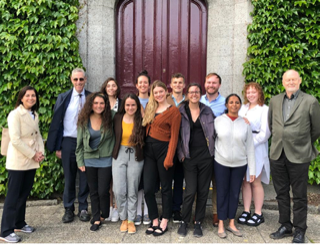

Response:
(86, 166), (112, 222)
(144, 140), (174, 220)
(270, 151), (309, 232)
(181, 155), (213, 224)
(172, 155), (184, 212)
(61, 137), (89, 212)
(1, 169), (36, 237)
(214, 160), (247, 220)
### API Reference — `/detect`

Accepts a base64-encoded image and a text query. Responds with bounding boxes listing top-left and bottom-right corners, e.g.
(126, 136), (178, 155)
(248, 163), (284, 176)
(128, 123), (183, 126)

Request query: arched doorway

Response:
(116, 0), (207, 95)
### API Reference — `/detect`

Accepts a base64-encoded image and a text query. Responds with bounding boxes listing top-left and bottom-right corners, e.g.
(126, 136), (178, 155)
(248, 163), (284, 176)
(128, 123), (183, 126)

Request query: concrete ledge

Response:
(0, 199), (58, 209)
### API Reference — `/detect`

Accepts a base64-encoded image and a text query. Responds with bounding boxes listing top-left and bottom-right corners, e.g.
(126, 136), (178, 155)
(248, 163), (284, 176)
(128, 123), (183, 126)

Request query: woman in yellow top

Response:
(0, 86), (44, 243)
(112, 93), (145, 234)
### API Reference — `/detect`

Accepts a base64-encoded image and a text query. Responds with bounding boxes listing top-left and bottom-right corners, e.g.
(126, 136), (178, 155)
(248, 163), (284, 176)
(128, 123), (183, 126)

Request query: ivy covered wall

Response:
(243, 0), (320, 184)
(0, 0), (84, 197)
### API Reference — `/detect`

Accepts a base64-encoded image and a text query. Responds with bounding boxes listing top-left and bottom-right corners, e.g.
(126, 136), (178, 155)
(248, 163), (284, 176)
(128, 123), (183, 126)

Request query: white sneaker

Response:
(0, 233), (21, 243)
(105, 207), (113, 222)
(111, 208), (120, 222)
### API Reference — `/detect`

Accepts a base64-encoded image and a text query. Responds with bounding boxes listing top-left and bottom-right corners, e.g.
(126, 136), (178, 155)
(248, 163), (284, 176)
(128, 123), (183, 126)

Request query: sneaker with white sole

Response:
(111, 208), (120, 222)
(14, 225), (35, 233)
(105, 207), (113, 222)
(134, 215), (142, 225)
(0, 233), (21, 243)
(143, 214), (151, 225)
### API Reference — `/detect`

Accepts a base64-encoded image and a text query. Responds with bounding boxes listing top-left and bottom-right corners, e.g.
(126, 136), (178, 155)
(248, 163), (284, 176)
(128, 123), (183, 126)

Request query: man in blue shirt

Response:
(166, 73), (186, 223)
(47, 68), (90, 224)
(200, 72), (226, 227)
(200, 73), (226, 117)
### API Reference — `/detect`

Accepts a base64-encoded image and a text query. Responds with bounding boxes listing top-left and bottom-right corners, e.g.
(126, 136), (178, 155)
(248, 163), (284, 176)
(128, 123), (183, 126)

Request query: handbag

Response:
(1, 127), (10, 156)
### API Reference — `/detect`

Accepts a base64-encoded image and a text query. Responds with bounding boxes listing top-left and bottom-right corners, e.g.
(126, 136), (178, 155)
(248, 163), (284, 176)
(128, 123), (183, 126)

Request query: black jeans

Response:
(86, 166), (112, 222)
(144, 140), (174, 220)
(61, 137), (89, 212)
(1, 169), (36, 237)
(270, 151), (309, 232)
(181, 155), (213, 224)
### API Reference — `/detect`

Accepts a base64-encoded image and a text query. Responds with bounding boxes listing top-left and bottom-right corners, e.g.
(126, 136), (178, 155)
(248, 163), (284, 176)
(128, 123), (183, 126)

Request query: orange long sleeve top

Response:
(146, 106), (181, 170)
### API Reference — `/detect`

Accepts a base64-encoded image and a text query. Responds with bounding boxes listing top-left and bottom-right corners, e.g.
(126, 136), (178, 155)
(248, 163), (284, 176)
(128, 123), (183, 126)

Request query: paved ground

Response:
(0, 204), (320, 243)
(0, 183), (319, 243)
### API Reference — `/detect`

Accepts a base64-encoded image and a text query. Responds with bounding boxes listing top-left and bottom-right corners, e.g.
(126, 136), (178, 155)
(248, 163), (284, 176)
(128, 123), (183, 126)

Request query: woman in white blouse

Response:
(238, 82), (271, 227)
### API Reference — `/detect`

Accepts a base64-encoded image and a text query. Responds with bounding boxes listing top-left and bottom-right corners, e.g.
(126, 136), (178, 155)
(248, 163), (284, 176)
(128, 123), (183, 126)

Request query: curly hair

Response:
(77, 92), (112, 132)
(118, 93), (145, 148)
(100, 77), (121, 99)
(142, 80), (167, 126)
(242, 82), (265, 106)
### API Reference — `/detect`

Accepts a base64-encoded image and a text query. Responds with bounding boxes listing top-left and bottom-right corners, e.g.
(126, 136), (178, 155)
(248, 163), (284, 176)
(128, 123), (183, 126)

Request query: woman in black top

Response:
(177, 83), (216, 238)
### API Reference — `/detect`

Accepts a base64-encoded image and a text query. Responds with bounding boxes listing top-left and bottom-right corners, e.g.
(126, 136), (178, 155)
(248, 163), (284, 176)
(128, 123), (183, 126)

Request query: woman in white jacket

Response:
(237, 83), (271, 226)
(0, 86), (45, 243)
(214, 93), (255, 239)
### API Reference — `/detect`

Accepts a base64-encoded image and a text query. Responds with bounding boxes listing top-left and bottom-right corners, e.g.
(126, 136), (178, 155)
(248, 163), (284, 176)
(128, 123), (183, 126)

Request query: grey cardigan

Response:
(177, 102), (216, 161)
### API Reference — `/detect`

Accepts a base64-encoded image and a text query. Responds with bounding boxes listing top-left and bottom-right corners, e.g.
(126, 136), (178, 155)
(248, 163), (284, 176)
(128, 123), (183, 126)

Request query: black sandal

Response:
(237, 211), (251, 224)
(246, 213), (264, 226)
(153, 226), (168, 236)
(146, 223), (159, 235)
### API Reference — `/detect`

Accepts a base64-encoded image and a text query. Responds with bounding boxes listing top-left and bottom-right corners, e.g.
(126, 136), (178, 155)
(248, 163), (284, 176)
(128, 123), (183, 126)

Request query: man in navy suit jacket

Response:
(47, 68), (90, 223)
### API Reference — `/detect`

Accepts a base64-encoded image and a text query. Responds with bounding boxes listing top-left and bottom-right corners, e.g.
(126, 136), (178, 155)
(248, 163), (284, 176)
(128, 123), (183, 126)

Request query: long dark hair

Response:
(118, 93), (144, 148)
(15, 86), (39, 112)
(77, 92), (112, 132)
(100, 77), (121, 99)
(224, 93), (242, 114)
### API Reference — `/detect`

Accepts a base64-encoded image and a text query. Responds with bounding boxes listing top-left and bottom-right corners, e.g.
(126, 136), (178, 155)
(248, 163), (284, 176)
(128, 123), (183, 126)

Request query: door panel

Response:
(116, 0), (207, 96)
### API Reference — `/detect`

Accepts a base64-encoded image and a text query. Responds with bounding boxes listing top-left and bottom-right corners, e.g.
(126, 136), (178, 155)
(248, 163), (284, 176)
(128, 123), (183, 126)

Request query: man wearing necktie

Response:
(47, 68), (91, 223)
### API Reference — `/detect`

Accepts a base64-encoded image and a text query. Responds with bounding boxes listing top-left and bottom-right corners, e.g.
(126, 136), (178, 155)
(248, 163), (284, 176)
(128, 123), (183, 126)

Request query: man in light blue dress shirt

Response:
(200, 73), (226, 117)
(166, 73), (186, 223)
(199, 72), (226, 227)
(47, 68), (91, 224)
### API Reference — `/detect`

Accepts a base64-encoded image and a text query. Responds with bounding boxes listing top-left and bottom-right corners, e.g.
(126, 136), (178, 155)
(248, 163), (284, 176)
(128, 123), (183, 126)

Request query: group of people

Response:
(1, 68), (320, 244)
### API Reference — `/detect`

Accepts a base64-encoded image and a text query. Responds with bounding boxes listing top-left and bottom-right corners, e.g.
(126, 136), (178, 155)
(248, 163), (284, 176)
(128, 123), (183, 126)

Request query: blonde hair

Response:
(142, 80), (167, 126)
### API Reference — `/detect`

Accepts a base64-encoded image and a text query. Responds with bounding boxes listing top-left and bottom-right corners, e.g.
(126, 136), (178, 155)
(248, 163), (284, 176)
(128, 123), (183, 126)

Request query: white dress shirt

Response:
(63, 88), (85, 138)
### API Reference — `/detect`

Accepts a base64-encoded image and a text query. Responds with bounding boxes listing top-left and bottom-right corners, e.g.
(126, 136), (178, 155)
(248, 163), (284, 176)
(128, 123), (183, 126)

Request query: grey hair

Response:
(71, 68), (86, 77)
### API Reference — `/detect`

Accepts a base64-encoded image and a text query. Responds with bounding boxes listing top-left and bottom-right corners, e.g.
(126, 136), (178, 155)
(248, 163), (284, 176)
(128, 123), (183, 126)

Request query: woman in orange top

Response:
(142, 81), (181, 236)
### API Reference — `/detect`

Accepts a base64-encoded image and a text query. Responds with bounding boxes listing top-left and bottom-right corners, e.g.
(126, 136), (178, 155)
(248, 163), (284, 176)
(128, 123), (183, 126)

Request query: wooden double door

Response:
(116, 0), (208, 95)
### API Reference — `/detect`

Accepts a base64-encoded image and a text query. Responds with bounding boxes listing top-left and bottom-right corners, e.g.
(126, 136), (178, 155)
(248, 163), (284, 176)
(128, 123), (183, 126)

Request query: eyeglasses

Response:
(73, 78), (85, 82)
(188, 91), (200, 95)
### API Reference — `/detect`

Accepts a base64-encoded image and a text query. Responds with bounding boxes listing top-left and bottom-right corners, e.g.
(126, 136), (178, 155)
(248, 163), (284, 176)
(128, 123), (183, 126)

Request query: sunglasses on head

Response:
(73, 78), (85, 81)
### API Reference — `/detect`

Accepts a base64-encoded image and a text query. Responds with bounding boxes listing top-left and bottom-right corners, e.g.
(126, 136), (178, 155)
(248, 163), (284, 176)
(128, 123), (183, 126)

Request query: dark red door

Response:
(116, 0), (207, 95)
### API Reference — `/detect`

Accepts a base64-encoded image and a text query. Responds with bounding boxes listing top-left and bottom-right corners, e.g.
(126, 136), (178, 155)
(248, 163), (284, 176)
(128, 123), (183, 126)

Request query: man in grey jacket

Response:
(268, 69), (320, 243)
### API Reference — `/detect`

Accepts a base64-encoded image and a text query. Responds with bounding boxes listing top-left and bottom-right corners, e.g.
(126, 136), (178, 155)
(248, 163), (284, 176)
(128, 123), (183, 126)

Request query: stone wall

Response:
(77, 0), (253, 97)
(207, 0), (253, 98)
(77, 0), (116, 92)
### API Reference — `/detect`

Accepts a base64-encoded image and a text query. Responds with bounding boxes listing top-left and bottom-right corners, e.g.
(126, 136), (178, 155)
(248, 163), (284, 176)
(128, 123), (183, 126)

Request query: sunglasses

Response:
(73, 78), (85, 82)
